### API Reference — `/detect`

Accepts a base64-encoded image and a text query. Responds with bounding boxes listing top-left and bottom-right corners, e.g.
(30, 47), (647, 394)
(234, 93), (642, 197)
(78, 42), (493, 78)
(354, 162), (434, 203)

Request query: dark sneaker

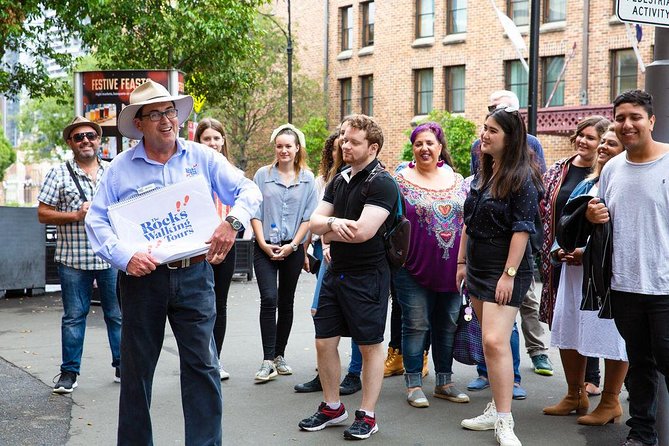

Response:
(343, 410), (378, 440)
(114, 367), (121, 383)
(53, 371), (78, 394)
(340, 373), (362, 395)
(299, 402), (348, 431)
(532, 354), (554, 376)
(294, 374), (322, 393)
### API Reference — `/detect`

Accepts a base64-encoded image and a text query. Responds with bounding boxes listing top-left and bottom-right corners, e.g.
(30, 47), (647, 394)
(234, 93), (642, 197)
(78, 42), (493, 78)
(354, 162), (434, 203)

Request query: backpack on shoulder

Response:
(333, 163), (411, 268)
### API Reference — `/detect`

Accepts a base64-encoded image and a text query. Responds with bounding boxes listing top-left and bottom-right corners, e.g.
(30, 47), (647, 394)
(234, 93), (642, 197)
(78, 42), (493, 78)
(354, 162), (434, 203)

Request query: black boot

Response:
(294, 374), (322, 393)
(339, 372), (362, 395)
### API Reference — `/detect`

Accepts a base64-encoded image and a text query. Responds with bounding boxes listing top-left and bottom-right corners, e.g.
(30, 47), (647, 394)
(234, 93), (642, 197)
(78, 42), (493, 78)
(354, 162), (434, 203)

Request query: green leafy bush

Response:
(401, 110), (477, 177)
(301, 116), (330, 173)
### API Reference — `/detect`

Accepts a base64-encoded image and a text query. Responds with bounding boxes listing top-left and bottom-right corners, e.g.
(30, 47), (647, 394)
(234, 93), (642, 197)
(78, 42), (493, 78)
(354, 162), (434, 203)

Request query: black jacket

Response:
(555, 195), (613, 319)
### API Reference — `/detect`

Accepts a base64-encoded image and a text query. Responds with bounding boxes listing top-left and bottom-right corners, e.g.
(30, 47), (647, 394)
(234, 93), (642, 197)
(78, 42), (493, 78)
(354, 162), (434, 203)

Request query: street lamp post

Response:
(286, 0), (293, 124)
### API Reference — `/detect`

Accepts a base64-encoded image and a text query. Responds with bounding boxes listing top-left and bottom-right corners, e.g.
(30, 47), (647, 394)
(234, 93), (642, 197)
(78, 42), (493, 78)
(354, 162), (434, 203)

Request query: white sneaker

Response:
(219, 365), (230, 381)
(273, 355), (293, 375)
(495, 414), (522, 446)
(255, 360), (278, 381)
(461, 401), (497, 431)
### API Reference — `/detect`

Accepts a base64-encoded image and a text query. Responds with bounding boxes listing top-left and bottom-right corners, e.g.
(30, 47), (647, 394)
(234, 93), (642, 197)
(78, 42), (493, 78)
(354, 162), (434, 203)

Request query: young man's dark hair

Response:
(613, 89), (653, 117)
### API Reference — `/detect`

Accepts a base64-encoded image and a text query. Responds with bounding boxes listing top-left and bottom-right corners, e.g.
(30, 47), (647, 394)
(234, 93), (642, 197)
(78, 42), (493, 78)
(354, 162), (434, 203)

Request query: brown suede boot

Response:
(577, 391), (623, 425)
(543, 385), (589, 416)
(383, 347), (404, 377)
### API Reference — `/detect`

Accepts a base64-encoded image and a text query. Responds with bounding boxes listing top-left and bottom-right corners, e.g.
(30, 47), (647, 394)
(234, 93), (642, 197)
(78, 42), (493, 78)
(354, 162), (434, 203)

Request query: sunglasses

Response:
(141, 108), (178, 122)
(70, 132), (99, 142)
(488, 104), (518, 113)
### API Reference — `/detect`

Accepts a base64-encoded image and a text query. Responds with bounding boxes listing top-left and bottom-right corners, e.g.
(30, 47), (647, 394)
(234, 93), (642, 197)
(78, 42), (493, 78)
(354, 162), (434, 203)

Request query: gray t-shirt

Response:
(599, 151), (669, 294)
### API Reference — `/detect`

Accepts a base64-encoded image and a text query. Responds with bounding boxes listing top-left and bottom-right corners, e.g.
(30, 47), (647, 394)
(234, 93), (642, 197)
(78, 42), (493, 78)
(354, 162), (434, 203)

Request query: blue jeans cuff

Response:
(436, 372), (453, 387)
(404, 372), (423, 388)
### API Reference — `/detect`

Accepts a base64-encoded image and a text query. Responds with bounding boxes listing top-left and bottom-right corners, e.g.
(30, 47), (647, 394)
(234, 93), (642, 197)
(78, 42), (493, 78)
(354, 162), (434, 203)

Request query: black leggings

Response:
(212, 243), (236, 357)
(254, 241), (304, 360)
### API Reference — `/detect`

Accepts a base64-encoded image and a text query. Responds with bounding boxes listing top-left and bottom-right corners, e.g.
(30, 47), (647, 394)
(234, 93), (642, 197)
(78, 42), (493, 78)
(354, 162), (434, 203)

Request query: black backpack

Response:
(333, 163), (411, 267)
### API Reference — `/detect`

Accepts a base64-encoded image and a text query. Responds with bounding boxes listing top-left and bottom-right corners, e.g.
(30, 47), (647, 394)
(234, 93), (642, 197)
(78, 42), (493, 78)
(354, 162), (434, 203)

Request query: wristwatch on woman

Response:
(505, 266), (517, 277)
(290, 242), (299, 252)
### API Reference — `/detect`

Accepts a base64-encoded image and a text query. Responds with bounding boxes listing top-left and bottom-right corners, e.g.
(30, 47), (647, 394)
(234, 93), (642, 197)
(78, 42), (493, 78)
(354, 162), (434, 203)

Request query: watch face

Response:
(226, 217), (242, 231)
(507, 267), (517, 277)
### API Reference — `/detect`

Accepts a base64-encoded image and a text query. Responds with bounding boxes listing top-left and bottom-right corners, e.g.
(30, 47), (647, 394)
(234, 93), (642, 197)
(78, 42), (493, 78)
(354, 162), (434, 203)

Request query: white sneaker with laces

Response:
(255, 360), (278, 381)
(495, 414), (522, 446)
(461, 401), (497, 431)
(274, 355), (293, 375)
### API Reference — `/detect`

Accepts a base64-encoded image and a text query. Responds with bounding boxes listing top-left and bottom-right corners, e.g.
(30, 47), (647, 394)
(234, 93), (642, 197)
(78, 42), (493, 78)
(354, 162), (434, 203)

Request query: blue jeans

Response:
(477, 322), (522, 384)
(312, 259), (362, 375)
(117, 262), (222, 446)
(393, 267), (461, 388)
(57, 264), (121, 373)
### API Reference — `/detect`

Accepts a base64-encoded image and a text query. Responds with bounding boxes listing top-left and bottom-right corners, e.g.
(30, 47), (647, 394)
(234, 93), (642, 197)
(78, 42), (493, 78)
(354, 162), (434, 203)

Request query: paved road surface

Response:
(0, 273), (629, 445)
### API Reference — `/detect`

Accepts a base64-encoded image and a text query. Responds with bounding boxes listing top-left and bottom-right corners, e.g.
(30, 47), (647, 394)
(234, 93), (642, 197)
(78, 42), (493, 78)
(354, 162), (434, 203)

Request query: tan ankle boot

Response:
(543, 385), (589, 416)
(383, 347), (404, 377)
(577, 391), (623, 425)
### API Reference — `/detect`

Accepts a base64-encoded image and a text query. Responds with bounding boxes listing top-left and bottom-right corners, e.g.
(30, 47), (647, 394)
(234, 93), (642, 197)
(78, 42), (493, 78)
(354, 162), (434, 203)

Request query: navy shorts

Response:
(314, 265), (391, 345)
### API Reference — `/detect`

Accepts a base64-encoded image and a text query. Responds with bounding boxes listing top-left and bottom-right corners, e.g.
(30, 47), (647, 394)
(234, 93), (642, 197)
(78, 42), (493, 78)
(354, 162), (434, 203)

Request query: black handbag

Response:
(384, 185), (411, 268)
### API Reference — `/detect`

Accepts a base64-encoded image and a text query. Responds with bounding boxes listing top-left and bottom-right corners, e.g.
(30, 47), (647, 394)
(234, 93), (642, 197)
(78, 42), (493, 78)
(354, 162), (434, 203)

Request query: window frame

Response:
(610, 49), (638, 102)
(414, 68), (434, 115)
(361, 1), (375, 47)
(416, 0), (435, 38)
(504, 59), (529, 108)
(542, 0), (566, 23)
(444, 65), (466, 113)
(340, 78), (353, 120)
(447, 0), (467, 35)
(340, 6), (353, 51)
(541, 56), (565, 107)
(360, 75), (373, 116)
(507, 0), (529, 26)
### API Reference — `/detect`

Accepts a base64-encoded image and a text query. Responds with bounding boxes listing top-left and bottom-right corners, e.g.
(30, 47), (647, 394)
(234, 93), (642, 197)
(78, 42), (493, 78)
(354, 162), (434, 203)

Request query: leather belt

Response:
(166, 254), (207, 270)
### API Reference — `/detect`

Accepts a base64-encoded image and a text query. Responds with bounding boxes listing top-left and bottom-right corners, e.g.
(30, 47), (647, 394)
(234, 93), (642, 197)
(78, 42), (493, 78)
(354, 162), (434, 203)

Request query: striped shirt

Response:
(37, 160), (110, 270)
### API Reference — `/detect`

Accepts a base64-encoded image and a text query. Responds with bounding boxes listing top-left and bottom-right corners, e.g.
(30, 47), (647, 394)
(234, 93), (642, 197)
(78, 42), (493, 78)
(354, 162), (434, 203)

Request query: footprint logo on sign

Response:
(176, 195), (190, 212)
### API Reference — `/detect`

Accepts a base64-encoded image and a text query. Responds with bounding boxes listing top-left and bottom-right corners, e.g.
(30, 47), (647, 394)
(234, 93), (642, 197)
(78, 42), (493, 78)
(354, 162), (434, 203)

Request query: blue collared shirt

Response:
(85, 138), (262, 271)
(252, 165), (317, 243)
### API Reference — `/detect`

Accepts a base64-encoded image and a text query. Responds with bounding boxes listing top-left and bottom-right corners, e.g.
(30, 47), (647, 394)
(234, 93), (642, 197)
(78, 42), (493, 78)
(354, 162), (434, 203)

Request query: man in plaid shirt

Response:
(37, 116), (122, 394)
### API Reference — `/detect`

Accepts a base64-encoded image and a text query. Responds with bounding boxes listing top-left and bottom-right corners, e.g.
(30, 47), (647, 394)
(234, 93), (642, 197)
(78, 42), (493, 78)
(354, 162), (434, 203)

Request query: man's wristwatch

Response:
(225, 216), (243, 231)
(290, 242), (299, 252)
(327, 216), (335, 229)
(505, 266), (517, 277)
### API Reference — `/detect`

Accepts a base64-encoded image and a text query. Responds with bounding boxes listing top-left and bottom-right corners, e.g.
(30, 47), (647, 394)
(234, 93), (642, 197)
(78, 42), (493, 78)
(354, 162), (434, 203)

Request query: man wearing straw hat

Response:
(38, 116), (122, 394)
(85, 80), (261, 445)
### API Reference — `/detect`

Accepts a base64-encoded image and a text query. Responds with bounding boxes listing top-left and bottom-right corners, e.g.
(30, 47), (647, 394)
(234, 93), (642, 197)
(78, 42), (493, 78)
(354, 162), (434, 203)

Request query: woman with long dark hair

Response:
(457, 106), (543, 446)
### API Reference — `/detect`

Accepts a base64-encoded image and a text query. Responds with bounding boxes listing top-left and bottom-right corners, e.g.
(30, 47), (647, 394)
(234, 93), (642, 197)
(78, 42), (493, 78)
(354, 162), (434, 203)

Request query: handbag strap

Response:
(66, 161), (88, 202)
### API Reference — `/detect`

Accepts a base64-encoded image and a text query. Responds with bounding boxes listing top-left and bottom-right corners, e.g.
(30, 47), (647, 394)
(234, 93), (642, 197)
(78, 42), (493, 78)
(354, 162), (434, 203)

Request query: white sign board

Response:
(617, 0), (669, 28)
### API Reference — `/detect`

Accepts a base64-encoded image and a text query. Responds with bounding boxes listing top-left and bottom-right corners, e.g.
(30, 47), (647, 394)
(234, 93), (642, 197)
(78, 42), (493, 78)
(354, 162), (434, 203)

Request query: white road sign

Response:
(617, 0), (669, 27)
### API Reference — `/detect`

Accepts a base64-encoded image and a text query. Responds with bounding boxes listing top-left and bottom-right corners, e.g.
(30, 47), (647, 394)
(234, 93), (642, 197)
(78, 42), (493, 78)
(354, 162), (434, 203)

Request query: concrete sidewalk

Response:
(0, 273), (629, 445)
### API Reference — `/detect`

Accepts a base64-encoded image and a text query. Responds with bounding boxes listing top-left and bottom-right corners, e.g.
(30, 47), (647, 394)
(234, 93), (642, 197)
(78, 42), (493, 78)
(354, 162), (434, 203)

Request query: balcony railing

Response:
(520, 105), (614, 136)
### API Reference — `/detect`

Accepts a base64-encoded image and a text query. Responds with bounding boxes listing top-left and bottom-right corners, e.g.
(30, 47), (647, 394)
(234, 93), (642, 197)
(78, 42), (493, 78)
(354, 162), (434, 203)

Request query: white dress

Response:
(549, 184), (627, 361)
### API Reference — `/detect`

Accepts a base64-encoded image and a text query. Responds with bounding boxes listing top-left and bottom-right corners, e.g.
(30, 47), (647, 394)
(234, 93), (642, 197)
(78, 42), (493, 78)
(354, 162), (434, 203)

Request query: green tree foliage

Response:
(401, 110), (477, 177)
(0, 1), (83, 98)
(302, 117), (329, 172)
(0, 124), (16, 181)
(79, 0), (268, 107)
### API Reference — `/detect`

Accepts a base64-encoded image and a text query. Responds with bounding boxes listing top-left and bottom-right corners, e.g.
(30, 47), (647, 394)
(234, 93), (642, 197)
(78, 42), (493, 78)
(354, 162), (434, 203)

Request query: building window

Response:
(505, 60), (529, 108)
(447, 0), (467, 34)
(542, 56), (565, 107)
(362, 2), (375, 47)
(611, 49), (638, 101)
(416, 0), (435, 38)
(360, 75), (373, 116)
(341, 6), (353, 51)
(507, 0), (529, 26)
(445, 65), (466, 113)
(543, 0), (566, 22)
(414, 68), (433, 115)
(340, 78), (352, 119)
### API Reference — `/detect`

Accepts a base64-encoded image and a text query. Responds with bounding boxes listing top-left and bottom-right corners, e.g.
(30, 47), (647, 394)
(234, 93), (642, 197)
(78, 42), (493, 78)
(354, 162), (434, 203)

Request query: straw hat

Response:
(117, 79), (193, 140)
(62, 116), (102, 142)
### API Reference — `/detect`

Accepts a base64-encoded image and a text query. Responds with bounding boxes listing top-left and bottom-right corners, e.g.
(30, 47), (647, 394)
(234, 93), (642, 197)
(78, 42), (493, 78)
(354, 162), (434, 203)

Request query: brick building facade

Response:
(283, 0), (655, 170)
